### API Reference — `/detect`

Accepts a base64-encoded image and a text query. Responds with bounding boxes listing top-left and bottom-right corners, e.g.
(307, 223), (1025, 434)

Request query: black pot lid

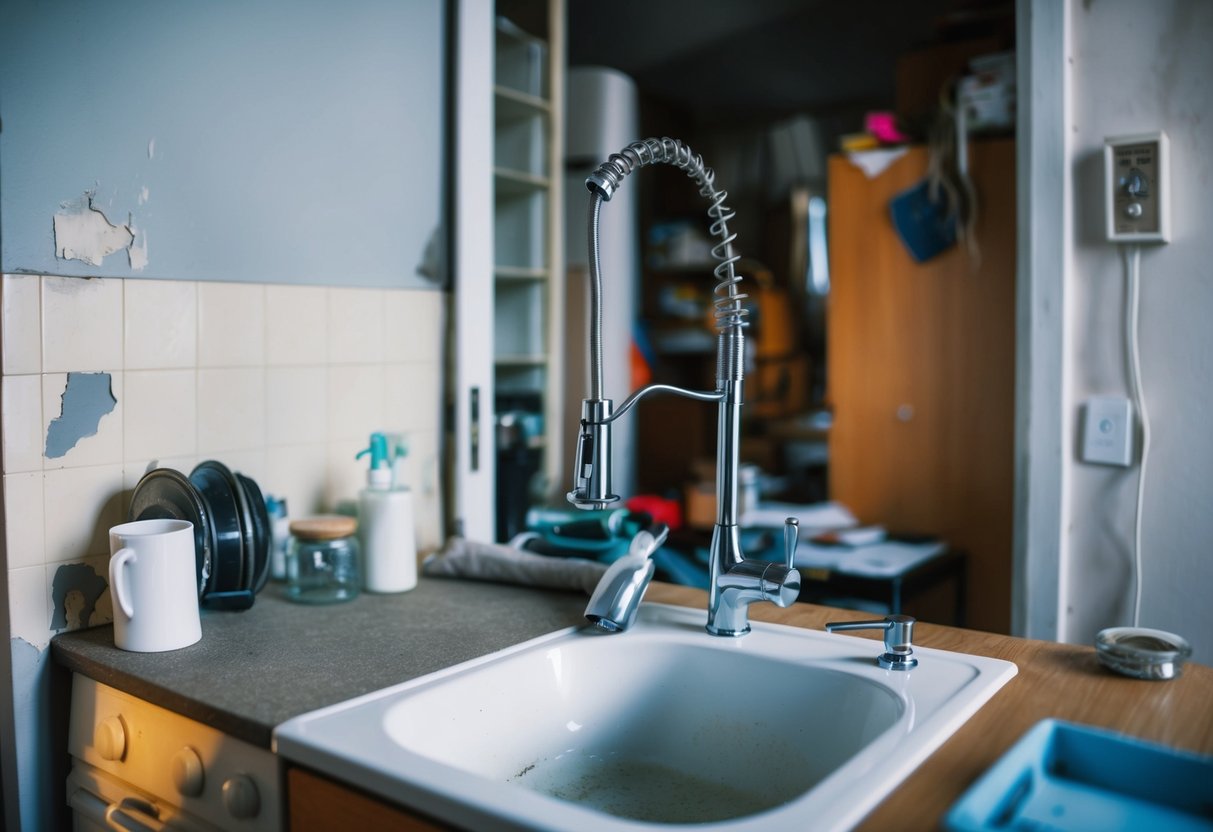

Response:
(189, 461), (247, 597)
(128, 468), (212, 598)
(235, 471), (272, 595)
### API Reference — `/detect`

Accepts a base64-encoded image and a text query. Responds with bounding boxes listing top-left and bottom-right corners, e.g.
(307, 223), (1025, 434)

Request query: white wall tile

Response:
(384, 363), (441, 431)
(328, 288), (385, 364)
(264, 443), (329, 516)
(266, 285), (328, 365)
(326, 443), (366, 513)
(41, 276), (123, 372)
(8, 565), (50, 648)
(2, 375), (43, 473)
(41, 372), (123, 469)
(3, 274), (42, 374)
(199, 282), (265, 367)
(197, 368), (266, 453)
(399, 429), (443, 550)
(266, 366), (327, 444)
(383, 290), (444, 364)
(216, 450), (268, 489)
(124, 279), (197, 369)
(4, 472), (45, 569)
(123, 370), (197, 462)
(43, 464), (125, 563)
(381, 290), (411, 363)
(8, 276), (447, 600)
(326, 365), (385, 442)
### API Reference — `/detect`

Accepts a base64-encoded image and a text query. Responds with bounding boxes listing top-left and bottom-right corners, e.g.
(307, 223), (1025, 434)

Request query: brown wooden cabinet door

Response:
(288, 767), (453, 831)
(827, 140), (1016, 633)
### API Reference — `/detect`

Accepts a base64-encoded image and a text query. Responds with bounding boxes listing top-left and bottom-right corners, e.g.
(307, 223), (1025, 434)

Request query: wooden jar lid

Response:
(289, 515), (357, 541)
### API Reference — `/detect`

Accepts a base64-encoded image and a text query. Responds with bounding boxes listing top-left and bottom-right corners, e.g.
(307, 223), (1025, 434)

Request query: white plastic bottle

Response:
(356, 433), (417, 593)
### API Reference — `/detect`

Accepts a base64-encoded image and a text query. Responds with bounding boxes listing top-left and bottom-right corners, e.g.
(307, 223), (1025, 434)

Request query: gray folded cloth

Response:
(423, 536), (608, 595)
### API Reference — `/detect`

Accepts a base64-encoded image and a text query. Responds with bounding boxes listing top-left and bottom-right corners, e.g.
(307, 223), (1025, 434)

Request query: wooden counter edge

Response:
(643, 582), (1213, 831)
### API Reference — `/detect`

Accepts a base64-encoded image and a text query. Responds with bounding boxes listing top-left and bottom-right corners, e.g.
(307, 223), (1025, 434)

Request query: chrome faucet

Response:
(567, 137), (801, 637)
(584, 524), (669, 632)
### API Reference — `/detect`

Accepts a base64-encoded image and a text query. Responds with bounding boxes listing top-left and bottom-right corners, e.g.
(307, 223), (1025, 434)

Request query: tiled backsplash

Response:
(2, 274), (446, 649)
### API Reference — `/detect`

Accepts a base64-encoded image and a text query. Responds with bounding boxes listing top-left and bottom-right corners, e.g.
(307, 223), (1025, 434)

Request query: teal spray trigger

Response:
(356, 433), (393, 489)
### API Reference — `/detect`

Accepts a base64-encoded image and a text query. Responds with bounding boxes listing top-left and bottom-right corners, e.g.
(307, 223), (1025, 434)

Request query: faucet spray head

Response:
(566, 399), (619, 511)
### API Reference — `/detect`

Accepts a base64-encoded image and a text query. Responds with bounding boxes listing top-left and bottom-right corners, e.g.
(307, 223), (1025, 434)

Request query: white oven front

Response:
(67, 675), (281, 832)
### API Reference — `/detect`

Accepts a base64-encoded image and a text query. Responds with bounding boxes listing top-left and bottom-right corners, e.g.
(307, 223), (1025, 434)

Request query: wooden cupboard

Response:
(826, 140), (1016, 634)
(288, 768), (452, 831)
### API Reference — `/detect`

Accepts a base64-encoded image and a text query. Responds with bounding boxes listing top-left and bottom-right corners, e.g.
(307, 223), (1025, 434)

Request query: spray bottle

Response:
(356, 432), (417, 593)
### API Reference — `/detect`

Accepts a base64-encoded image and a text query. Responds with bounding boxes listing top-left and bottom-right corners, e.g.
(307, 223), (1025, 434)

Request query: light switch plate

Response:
(1081, 396), (1133, 467)
(1104, 132), (1170, 243)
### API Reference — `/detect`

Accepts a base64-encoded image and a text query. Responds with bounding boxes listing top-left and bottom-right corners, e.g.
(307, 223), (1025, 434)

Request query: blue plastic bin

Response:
(946, 719), (1213, 831)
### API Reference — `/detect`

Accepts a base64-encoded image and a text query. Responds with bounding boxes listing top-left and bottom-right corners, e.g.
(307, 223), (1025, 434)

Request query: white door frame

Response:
(1012, 0), (1070, 640)
(451, 0), (496, 542)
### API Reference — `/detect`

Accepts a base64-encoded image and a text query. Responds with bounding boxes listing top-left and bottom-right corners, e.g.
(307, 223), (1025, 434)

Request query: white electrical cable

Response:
(1122, 244), (1149, 628)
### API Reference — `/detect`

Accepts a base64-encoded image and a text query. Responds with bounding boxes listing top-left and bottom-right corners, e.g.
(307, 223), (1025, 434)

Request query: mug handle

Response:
(109, 548), (137, 619)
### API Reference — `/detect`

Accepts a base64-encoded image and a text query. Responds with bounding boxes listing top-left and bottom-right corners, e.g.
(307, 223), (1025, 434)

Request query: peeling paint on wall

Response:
(10, 637), (56, 831)
(127, 222), (149, 271)
(53, 193), (135, 266)
(49, 563), (108, 631)
(44, 372), (116, 458)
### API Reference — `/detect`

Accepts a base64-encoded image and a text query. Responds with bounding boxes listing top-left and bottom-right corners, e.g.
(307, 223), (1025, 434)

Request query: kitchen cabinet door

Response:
(826, 140), (1016, 633)
(288, 768), (451, 831)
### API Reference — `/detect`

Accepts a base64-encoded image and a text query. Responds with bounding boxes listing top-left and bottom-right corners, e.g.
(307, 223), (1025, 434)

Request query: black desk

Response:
(661, 528), (968, 627)
(796, 547), (968, 627)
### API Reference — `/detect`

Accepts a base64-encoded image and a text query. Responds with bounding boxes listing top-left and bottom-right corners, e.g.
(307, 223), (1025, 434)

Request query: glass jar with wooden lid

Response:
(285, 515), (360, 604)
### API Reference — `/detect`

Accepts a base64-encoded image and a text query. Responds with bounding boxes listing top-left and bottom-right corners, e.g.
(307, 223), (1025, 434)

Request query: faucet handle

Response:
(783, 518), (799, 570)
(825, 614), (918, 670)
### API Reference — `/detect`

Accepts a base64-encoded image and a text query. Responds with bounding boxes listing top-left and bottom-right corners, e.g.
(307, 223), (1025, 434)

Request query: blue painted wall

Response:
(0, 0), (446, 288)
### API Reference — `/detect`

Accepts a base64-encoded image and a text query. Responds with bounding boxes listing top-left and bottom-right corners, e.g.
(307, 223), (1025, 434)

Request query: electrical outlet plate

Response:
(1104, 131), (1170, 243)
(1081, 396), (1133, 467)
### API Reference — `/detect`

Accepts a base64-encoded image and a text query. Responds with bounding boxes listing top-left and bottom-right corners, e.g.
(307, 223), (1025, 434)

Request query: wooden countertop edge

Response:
(643, 582), (1213, 832)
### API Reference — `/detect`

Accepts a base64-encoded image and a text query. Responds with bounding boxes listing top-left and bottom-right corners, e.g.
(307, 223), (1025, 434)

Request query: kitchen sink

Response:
(274, 603), (1016, 831)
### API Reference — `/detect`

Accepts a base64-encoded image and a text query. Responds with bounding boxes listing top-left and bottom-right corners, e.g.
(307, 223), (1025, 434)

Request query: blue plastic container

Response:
(946, 719), (1213, 831)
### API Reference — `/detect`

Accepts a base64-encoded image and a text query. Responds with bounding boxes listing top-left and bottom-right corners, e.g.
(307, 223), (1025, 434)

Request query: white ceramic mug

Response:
(109, 519), (202, 652)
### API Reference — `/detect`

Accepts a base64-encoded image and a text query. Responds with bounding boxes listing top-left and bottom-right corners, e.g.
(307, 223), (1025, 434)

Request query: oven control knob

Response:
(222, 774), (261, 820)
(94, 715), (127, 762)
(171, 747), (205, 797)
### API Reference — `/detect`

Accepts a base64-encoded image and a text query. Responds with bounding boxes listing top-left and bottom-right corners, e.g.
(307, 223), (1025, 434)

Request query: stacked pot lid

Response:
(128, 460), (272, 611)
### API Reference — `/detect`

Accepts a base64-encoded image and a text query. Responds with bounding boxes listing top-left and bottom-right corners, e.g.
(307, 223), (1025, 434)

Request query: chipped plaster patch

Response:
(128, 222), (149, 271)
(53, 193), (135, 266)
(44, 372), (117, 458)
(50, 562), (108, 632)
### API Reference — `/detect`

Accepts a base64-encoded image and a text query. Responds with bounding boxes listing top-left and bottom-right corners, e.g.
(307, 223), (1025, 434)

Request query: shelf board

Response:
(495, 266), (548, 282)
(494, 354), (548, 368)
(494, 85), (550, 120)
(494, 166), (550, 196)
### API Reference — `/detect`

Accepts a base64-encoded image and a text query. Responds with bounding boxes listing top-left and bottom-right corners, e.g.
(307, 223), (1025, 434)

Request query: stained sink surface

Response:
(274, 603), (1016, 831)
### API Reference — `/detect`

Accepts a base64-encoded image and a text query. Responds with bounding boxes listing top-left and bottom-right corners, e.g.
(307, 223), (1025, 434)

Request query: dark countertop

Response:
(52, 579), (1213, 831)
(51, 577), (589, 748)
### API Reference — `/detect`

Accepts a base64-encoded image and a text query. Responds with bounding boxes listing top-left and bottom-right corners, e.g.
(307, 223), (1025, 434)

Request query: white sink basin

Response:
(275, 603), (1016, 831)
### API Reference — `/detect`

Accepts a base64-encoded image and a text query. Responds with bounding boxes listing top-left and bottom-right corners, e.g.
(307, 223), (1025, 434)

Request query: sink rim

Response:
(274, 602), (1017, 832)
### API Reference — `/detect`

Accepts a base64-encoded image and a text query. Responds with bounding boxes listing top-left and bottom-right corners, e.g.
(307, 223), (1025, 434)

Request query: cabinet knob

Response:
(171, 747), (205, 797)
(222, 774), (261, 819)
(94, 715), (127, 762)
(896, 404), (914, 422)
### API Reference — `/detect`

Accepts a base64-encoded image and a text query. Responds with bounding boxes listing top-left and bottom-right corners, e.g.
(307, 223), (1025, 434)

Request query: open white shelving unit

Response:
(492, 2), (565, 511)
